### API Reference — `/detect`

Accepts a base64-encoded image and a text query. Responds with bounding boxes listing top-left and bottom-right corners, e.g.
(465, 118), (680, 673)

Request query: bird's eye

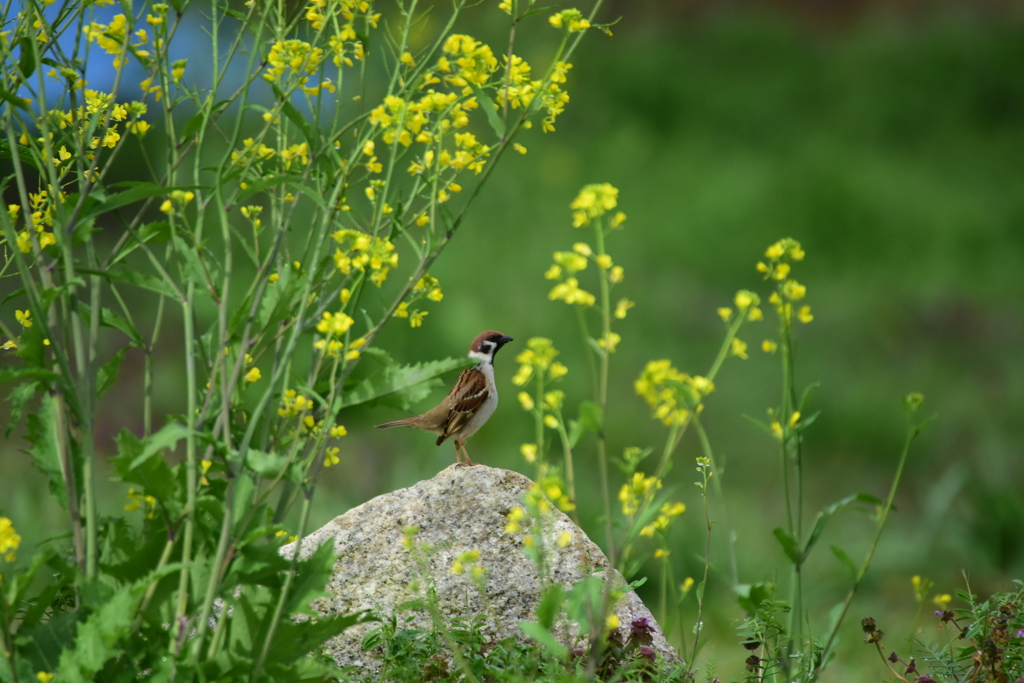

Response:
(489, 335), (501, 341)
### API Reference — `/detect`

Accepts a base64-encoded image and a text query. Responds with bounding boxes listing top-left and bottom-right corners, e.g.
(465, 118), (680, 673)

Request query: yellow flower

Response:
(324, 447), (341, 467)
(36, 673), (54, 683)
(513, 142), (527, 154)
(797, 305), (813, 323)
(595, 254), (612, 269)
(2, 340), (18, 350)
(505, 506), (526, 533)
(517, 392), (534, 411)
(450, 560), (464, 574)
(0, 517), (22, 562)
(782, 279), (806, 301)
(717, 307), (733, 322)
(400, 51), (415, 66)
(609, 266), (624, 283)
(15, 310), (32, 328)
(543, 415), (558, 429)
(200, 459), (212, 486)
(762, 340), (778, 353)
(544, 264), (562, 280)
(788, 411), (801, 428)
(654, 548), (669, 558)
(269, 273), (279, 283)
(681, 577), (695, 594)
(244, 367), (261, 383)
(597, 331), (621, 353)
(330, 425), (347, 438)
(520, 443), (537, 463)
(730, 337), (748, 360)
(770, 421), (783, 440)
(572, 242), (592, 257)
(615, 299), (634, 319)
(933, 593), (951, 610)
(748, 307), (764, 321)
(570, 183), (618, 227)
(773, 262), (791, 280)
(606, 614), (619, 630)
(410, 310), (428, 327)
(549, 362), (568, 379)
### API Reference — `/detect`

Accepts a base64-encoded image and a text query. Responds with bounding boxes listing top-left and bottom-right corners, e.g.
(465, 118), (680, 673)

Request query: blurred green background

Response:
(4, 0), (1024, 679)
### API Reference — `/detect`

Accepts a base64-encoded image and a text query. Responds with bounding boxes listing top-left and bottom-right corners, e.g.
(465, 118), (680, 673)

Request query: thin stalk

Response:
(810, 421), (927, 682)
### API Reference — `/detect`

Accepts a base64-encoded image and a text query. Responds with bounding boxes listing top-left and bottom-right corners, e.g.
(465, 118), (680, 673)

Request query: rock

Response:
(282, 464), (680, 671)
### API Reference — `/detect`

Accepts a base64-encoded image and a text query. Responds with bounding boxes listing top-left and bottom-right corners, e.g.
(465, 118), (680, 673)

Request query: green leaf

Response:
(79, 267), (178, 299)
(337, 349), (474, 411)
(801, 492), (889, 563)
(734, 582), (776, 614)
(25, 395), (69, 509)
(536, 584), (564, 630)
(272, 84), (318, 150)
(245, 449), (302, 486)
(130, 421), (190, 469)
(830, 545), (858, 580)
(742, 414), (776, 438)
(6, 379), (39, 437)
(17, 38), (37, 79)
(107, 220), (171, 265)
(268, 612), (371, 667)
(0, 84), (30, 110)
(519, 621), (568, 659)
(565, 575), (604, 636)
(471, 84), (506, 138)
(96, 347), (129, 399)
(773, 527), (800, 565)
(284, 541), (338, 616)
(567, 419), (585, 448)
(111, 429), (176, 503)
(578, 400), (603, 435)
(80, 182), (200, 222)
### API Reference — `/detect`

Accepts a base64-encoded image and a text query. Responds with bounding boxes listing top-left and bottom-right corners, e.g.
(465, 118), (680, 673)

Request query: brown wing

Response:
(435, 367), (489, 445)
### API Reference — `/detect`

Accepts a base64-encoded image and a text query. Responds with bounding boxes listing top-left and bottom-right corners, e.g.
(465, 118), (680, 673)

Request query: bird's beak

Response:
(499, 335), (514, 346)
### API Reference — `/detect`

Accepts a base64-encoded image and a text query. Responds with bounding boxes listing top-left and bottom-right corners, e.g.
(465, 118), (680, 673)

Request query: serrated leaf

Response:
(111, 429), (176, 503)
(6, 379), (39, 437)
(268, 611), (371, 667)
(471, 84), (505, 138)
(773, 527), (800, 565)
(337, 350), (474, 411)
(128, 421), (190, 470)
(96, 347), (129, 399)
(26, 395), (69, 509)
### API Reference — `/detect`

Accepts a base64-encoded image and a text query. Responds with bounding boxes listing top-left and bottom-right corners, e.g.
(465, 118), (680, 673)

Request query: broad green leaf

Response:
(519, 621), (568, 659)
(336, 349), (474, 411)
(111, 429), (176, 503)
(773, 527), (800, 565)
(128, 421), (191, 470)
(284, 541), (339, 616)
(245, 449), (303, 486)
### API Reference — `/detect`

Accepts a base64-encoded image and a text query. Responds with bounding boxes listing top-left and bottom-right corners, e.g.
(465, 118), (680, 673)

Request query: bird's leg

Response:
(459, 441), (477, 467)
(453, 441), (463, 466)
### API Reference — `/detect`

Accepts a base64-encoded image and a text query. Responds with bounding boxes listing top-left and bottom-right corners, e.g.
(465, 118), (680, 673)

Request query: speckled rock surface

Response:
(282, 464), (680, 671)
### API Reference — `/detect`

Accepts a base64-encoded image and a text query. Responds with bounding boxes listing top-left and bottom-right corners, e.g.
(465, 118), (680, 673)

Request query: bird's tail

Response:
(376, 418), (415, 429)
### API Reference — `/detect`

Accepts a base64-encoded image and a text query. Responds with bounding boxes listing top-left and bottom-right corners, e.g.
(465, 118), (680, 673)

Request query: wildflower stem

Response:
(810, 420), (926, 682)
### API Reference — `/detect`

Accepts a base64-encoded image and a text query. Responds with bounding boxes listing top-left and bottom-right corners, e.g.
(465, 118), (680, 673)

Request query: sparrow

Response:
(376, 330), (514, 466)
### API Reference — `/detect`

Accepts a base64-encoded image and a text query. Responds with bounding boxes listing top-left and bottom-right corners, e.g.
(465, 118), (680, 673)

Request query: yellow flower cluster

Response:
(442, 34), (498, 92)
(278, 389), (312, 418)
(230, 137), (276, 168)
(315, 333), (364, 360)
(634, 360), (714, 426)
(125, 488), (157, 518)
(618, 472), (662, 516)
(450, 549), (484, 579)
(512, 337), (568, 387)
(549, 9), (591, 32)
(316, 311), (355, 338)
(537, 472), (575, 512)
(0, 517), (21, 563)
(159, 190), (194, 215)
(504, 506), (527, 534)
(570, 183), (621, 228)
(9, 190), (58, 253)
(757, 238), (812, 326)
(331, 229), (398, 287)
(263, 39), (331, 96)
(639, 501), (686, 537)
(494, 55), (572, 133)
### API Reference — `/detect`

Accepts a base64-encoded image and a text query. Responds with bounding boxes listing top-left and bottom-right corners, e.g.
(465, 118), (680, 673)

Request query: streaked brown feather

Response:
(435, 367), (489, 445)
